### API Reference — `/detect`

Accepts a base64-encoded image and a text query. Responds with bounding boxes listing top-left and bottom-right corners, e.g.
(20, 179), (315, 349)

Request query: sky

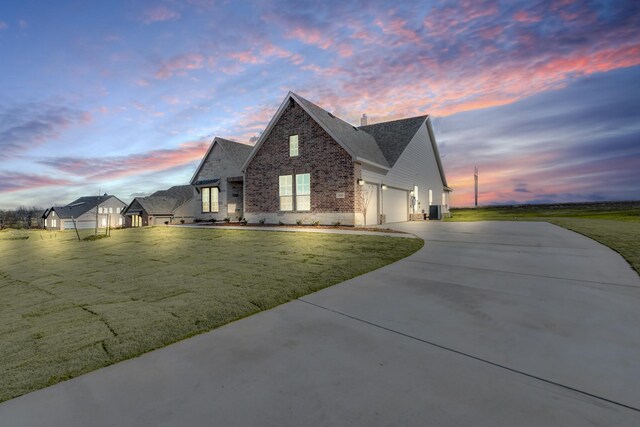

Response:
(1, 0), (639, 209)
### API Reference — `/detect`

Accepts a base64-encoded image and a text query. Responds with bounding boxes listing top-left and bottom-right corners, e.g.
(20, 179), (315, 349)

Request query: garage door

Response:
(383, 188), (408, 223)
(364, 184), (378, 226)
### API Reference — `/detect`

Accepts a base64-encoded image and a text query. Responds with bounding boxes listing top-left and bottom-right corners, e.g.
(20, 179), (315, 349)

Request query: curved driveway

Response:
(1, 221), (639, 426)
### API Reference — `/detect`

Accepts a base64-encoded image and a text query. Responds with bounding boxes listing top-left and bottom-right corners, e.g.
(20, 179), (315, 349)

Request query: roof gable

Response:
(190, 137), (253, 184)
(359, 115), (428, 168)
(50, 194), (124, 219)
(242, 92), (390, 171)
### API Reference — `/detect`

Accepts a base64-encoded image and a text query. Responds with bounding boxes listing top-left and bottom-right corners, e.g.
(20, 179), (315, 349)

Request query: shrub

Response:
(296, 219), (302, 226)
(333, 221), (341, 227)
(240, 218), (248, 225)
(313, 221), (320, 226)
(224, 217), (230, 223)
(180, 219), (185, 224)
(278, 221), (284, 226)
(164, 221), (169, 225)
(259, 218), (266, 225)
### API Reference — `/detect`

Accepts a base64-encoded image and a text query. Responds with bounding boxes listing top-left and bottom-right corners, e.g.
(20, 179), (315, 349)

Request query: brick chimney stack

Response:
(360, 113), (368, 126)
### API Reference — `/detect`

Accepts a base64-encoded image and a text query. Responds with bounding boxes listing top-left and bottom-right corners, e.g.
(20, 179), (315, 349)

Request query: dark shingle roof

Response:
(359, 115), (428, 167)
(51, 194), (117, 219)
(292, 93), (390, 168)
(217, 138), (254, 169)
(127, 185), (193, 215)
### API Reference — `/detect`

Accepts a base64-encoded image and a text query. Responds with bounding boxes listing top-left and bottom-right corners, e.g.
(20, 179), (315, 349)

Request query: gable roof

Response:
(124, 185), (194, 216)
(242, 92), (390, 171)
(48, 194), (125, 219)
(239, 91), (449, 188)
(190, 137), (253, 184)
(359, 115), (429, 168)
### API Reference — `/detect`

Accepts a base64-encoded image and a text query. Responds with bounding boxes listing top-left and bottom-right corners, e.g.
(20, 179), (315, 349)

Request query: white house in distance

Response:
(43, 194), (127, 230)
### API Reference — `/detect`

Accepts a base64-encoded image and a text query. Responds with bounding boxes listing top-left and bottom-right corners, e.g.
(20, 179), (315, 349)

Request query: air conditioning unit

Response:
(379, 214), (386, 225)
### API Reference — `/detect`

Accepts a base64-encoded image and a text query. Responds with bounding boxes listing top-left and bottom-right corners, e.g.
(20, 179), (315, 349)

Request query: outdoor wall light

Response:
(357, 179), (365, 186)
(381, 184), (387, 190)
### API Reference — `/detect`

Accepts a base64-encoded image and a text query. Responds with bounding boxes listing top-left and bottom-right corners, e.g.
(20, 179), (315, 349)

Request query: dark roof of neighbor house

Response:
(190, 137), (253, 184)
(359, 115), (429, 168)
(291, 93), (390, 168)
(49, 194), (124, 219)
(126, 185), (193, 216)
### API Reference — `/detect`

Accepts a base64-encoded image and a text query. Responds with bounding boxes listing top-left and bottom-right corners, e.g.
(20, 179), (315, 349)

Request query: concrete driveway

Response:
(1, 221), (639, 426)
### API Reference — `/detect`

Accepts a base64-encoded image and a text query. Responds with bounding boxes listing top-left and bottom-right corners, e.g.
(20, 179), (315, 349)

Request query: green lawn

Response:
(0, 227), (423, 402)
(447, 203), (640, 274)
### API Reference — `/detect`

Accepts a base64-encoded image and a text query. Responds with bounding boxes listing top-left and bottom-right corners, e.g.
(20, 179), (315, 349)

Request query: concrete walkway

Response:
(1, 221), (639, 426)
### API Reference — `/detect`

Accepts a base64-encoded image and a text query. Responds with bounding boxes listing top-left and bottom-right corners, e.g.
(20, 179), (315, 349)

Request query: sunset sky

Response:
(1, 0), (639, 209)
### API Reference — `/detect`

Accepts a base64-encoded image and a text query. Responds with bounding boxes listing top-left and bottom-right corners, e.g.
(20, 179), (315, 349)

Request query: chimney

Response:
(360, 113), (368, 126)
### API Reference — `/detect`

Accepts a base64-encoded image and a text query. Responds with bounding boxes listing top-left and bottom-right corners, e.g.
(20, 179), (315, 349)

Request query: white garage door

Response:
(364, 184), (378, 226)
(383, 188), (408, 223)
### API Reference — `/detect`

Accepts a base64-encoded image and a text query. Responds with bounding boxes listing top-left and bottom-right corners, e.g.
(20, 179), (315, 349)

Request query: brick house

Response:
(241, 92), (451, 226)
(122, 185), (195, 227)
(190, 137), (253, 221)
(43, 194), (127, 230)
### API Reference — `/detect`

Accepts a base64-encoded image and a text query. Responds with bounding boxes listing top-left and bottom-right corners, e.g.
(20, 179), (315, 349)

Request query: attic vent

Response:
(328, 112), (335, 118)
(352, 126), (359, 131)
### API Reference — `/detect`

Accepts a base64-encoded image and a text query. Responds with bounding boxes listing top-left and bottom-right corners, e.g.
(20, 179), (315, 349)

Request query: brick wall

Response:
(245, 100), (357, 215)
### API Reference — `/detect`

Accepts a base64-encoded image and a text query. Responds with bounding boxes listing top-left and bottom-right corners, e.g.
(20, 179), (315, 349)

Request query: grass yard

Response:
(447, 202), (640, 274)
(0, 227), (422, 402)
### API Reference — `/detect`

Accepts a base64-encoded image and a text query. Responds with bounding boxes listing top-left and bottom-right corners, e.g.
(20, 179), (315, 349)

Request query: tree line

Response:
(0, 206), (46, 229)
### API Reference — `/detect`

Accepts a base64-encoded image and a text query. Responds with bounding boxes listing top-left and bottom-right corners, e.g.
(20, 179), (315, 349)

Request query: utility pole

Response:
(474, 166), (478, 208)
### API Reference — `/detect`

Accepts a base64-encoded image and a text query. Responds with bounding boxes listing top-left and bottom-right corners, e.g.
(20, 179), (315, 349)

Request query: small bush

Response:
(296, 219), (302, 226)
(313, 221), (320, 226)
(259, 218), (266, 225)
(164, 221), (169, 225)
(240, 219), (248, 225)
(333, 221), (341, 226)
(180, 219), (185, 224)
(278, 221), (284, 226)
(224, 217), (230, 223)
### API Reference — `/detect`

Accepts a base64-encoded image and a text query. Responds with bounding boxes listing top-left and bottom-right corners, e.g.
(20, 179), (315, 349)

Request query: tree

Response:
(361, 184), (375, 227)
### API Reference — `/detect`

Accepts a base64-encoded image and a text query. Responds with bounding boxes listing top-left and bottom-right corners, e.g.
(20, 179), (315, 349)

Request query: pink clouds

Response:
(513, 11), (541, 23)
(40, 140), (211, 182)
(0, 172), (74, 194)
(155, 53), (206, 79)
(140, 6), (180, 24)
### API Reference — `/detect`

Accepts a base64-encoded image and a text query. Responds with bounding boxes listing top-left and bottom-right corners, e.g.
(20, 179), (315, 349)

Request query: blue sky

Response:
(1, 0), (639, 208)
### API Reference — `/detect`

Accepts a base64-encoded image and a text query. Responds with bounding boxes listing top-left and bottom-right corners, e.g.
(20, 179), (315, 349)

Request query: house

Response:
(122, 185), (195, 227)
(43, 194), (127, 230)
(241, 92), (451, 226)
(190, 137), (254, 221)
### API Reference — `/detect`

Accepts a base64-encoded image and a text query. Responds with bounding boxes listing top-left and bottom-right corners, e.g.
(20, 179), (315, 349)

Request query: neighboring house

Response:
(190, 137), (254, 221)
(122, 185), (195, 227)
(43, 194), (127, 231)
(241, 92), (451, 226)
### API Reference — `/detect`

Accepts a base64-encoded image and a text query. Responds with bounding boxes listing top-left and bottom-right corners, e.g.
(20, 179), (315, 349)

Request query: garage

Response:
(382, 188), (408, 223)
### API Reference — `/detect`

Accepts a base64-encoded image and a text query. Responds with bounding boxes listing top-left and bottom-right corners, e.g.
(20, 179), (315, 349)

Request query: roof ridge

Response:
(359, 114), (429, 129)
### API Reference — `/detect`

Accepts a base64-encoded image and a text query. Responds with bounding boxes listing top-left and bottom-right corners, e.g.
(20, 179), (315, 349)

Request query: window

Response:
(108, 207), (113, 214)
(101, 217), (107, 227)
(99, 207), (103, 214)
(428, 189), (433, 206)
(116, 207), (121, 214)
(201, 187), (219, 213)
(118, 217), (123, 226)
(442, 192), (446, 206)
(279, 175), (293, 211)
(296, 173), (310, 211)
(51, 219), (57, 227)
(52, 211), (55, 217)
(289, 135), (299, 157)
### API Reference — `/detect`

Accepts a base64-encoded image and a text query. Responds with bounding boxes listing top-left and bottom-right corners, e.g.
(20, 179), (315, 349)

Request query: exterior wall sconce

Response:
(357, 179), (365, 186)
(381, 184), (387, 190)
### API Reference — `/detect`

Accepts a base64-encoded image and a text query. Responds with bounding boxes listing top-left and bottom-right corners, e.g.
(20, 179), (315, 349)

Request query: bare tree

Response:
(361, 184), (375, 227)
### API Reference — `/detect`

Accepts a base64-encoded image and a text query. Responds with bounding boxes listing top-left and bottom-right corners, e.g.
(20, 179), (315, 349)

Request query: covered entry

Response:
(382, 187), (409, 223)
